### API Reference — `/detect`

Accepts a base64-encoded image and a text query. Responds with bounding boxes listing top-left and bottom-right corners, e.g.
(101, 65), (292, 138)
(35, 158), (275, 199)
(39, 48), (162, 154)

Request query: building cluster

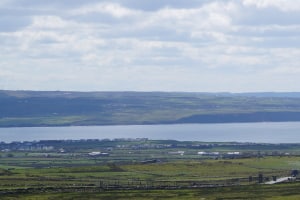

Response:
(0, 140), (298, 160)
(0, 141), (54, 152)
(197, 151), (243, 158)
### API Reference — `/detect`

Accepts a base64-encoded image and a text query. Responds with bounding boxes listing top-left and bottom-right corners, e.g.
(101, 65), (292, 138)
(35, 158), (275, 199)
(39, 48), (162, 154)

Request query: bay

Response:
(0, 122), (300, 143)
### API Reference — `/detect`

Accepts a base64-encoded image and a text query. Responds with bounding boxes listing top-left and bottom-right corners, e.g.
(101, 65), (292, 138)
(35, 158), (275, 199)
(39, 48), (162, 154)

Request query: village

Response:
(0, 139), (298, 160)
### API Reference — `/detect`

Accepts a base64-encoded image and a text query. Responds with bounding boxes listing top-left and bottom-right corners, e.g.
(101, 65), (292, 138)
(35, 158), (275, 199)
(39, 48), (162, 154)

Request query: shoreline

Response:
(1, 119), (300, 128)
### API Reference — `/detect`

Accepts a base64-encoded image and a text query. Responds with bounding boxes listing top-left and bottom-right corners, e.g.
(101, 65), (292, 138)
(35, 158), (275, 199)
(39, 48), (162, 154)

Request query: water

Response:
(0, 122), (300, 143)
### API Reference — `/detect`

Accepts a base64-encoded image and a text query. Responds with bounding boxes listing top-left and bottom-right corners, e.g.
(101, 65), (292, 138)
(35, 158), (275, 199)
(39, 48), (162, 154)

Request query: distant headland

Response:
(1, 90), (300, 127)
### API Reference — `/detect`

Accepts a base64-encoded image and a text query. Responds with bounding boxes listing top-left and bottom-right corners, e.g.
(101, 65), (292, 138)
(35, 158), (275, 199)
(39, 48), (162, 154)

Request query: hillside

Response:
(1, 90), (300, 127)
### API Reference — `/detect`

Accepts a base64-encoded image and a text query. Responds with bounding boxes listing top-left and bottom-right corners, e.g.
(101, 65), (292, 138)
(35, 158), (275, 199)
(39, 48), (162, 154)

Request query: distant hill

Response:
(1, 90), (300, 127)
(233, 92), (300, 98)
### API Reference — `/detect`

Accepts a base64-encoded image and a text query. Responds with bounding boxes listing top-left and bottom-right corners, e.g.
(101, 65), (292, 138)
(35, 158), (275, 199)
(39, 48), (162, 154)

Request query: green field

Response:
(2, 90), (300, 127)
(3, 183), (300, 200)
(1, 158), (300, 199)
(1, 140), (300, 199)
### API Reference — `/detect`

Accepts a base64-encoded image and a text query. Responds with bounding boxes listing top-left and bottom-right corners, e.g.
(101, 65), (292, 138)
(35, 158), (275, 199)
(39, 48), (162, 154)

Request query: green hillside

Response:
(1, 90), (300, 127)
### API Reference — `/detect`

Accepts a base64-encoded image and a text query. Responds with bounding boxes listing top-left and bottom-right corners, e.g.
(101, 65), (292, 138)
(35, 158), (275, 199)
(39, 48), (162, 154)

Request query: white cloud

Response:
(144, 2), (236, 30)
(0, 0), (300, 92)
(30, 16), (70, 29)
(243, 0), (300, 12)
(71, 2), (140, 18)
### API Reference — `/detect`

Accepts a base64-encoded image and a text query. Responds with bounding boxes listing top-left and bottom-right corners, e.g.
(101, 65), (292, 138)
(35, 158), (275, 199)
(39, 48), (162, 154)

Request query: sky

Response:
(0, 0), (300, 92)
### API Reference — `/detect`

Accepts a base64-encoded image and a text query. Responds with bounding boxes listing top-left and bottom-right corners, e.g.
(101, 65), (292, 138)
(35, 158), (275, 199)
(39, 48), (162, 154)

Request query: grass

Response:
(3, 182), (300, 199)
(1, 157), (298, 191)
(1, 140), (300, 199)
(0, 116), (91, 126)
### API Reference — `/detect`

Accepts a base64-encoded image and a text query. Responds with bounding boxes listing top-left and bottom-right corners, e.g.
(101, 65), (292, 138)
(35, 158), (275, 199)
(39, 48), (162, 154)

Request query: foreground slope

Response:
(1, 90), (300, 127)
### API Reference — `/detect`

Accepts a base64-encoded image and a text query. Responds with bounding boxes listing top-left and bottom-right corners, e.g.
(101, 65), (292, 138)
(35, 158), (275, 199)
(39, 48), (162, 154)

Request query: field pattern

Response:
(1, 139), (300, 199)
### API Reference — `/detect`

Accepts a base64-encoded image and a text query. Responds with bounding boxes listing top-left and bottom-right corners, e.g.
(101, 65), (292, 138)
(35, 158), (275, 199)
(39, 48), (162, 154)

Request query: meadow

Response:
(1, 140), (300, 199)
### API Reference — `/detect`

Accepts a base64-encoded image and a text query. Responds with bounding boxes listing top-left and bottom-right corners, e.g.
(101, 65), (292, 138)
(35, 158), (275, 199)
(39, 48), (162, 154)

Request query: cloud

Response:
(243, 0), (300, 11)
(30, 16), (71, 29)
(0, 0), (299, 92)
(71, 2), (140, 18)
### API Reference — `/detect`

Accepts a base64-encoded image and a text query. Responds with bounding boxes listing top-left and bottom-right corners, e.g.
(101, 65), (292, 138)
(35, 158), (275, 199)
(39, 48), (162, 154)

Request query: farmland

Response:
(2, 90), (300, 127)
(1, 139), (300, 199)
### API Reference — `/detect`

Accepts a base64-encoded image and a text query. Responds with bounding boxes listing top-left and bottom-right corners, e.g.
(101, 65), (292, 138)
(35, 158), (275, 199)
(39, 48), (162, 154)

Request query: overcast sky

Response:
(1, 0), (300, 92)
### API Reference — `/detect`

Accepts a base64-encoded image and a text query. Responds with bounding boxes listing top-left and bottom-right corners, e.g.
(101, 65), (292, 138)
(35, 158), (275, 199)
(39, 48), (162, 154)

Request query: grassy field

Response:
(1, 157), (299, 199)
(1, 140), (300, 199)
(2, 181), (300, 199)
